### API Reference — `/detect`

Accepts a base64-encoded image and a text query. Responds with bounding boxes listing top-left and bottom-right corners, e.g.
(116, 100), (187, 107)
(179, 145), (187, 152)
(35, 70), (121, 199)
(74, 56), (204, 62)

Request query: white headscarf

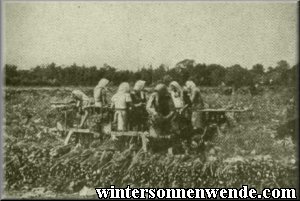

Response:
(185, 80), (196, 89)
(96, 78), (109, 89)
(169, 81), (183, 92)
(94, 78), (109, 104)
(71, 89), (89, 101)
(72, 89), (84, 97)
(133, 80), (146, 91)
(117, 82), (130, 94)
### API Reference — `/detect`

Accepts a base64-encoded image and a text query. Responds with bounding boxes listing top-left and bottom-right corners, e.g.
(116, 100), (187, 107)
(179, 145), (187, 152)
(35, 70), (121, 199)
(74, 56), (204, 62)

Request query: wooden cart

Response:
(50, 102), (251, 152)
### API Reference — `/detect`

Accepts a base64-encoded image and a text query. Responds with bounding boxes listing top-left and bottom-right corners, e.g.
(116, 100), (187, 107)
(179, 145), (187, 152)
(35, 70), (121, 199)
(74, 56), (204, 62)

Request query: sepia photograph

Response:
(1, 0), (299, 199)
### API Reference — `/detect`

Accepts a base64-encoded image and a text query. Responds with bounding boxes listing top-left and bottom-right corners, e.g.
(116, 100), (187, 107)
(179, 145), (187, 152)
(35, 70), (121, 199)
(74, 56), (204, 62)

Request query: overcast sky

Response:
(4, 1), (298, 70)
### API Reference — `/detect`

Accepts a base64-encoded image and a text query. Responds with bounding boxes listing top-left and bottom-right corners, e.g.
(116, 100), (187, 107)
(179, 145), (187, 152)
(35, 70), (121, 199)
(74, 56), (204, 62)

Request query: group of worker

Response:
(70, 78), (205, 135)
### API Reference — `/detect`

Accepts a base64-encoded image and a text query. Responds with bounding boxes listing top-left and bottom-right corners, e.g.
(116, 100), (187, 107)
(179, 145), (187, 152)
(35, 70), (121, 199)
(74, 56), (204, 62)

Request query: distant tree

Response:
(140, 67), (153, 85)
(5, 64), (19, 85)
(86, 66), (98, 85)
(207, 64), (226, 86)
(102, 64), (117, 84)
(276, 60), (290, 71)
(277, 60), (290, 85)
(170, 59), (195, 84)
(193, 63), (207, 86)
(152, 64), (168, 84)
(4, 59), (297, 87)
(251, 64), (264, 75)
(266, 60), (291, 85)
(162, 75), (173, 86)
(287, 64), (298, 86)
(267, 66), (274, 73)
(250, 64), (265, 85)
(225, 64), (253, 90)
(175, 59), (195, 70)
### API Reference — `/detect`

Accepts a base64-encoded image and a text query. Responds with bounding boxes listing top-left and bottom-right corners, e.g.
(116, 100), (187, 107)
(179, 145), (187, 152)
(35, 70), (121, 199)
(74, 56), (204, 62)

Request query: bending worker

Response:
(71, 89), (91, 128)
(146, 83), (175, 136)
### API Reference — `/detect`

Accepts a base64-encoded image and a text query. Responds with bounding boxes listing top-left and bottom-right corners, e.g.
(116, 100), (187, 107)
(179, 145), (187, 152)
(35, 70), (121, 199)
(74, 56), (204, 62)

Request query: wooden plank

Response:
(50, 105), (75, 110)
(109, 130), (172, 139)
(70, 128), (99, 134)
(110, 131), (142, 137)
(50, 101), (71, 104)
(64, 128), (98, 145)
(198, 109), (251, 112)
(83, 105), (111, 110)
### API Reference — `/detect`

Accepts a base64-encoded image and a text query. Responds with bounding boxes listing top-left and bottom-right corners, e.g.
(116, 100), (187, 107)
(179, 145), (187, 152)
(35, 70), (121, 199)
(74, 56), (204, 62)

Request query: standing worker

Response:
(169, 81), (193, 135)
(111, 82), (132, 131)
(185, 80), (205, 131)
(94, 78), (110, 108)
(169, 81), (185, 113)
(130, 80), (148, 131)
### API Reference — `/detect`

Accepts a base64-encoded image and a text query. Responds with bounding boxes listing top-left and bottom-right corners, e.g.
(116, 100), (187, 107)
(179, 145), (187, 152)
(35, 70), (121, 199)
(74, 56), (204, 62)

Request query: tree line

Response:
(4, 59), (297, 88)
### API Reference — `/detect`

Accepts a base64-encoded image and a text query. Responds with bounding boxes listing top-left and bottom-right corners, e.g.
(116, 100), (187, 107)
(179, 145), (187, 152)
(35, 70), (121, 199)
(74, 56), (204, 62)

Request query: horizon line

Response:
(4, 59), (298, 71)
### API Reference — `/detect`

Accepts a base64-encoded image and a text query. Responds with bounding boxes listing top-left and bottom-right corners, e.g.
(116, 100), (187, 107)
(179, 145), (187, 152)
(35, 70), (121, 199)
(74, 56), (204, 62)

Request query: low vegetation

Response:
(3, 86), (297, 198)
